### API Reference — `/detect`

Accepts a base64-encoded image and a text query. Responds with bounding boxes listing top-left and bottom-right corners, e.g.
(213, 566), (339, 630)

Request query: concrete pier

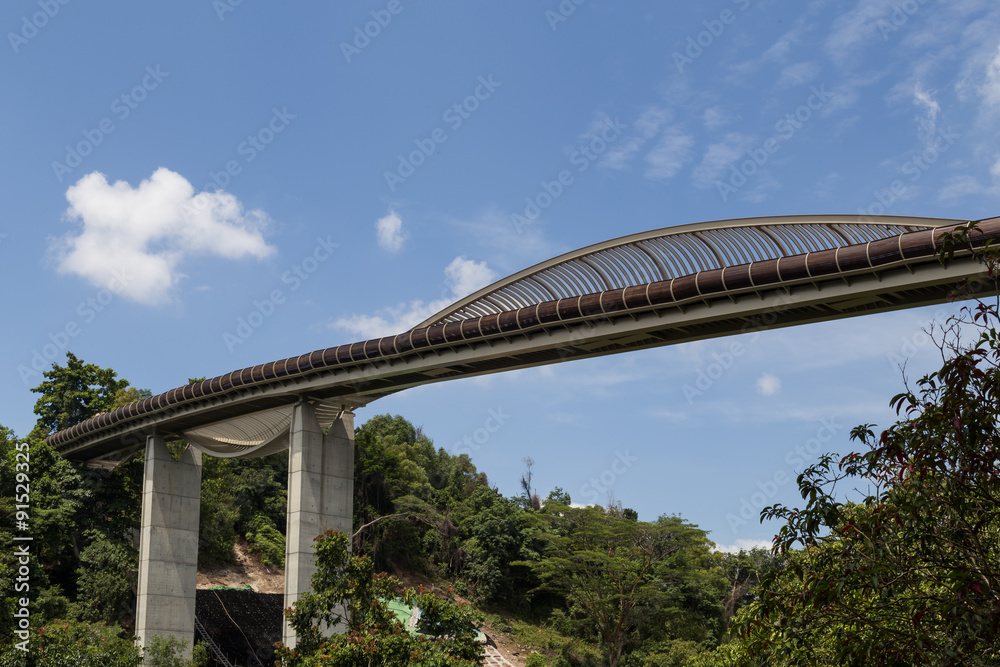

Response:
(282, 402), (355, 648)
(135, 435), (202, 658)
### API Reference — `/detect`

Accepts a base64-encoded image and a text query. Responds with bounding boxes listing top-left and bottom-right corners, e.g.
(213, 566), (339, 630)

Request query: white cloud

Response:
(755, 373), (782, 396)
(826, 0), (898, 66)
(375, 210), (406, 252)
(445, 255), (496, 298)
(692, 133), (753, 188)
(912, 84), (940, 148)
(701, 107), (732, 130)
(644, 126), (695, 180)
(938, 174), (986, 201)
(777, 62), (820, 87)
(727, 20), (811, 77)
(603, 106), (672, 171)
(980, 43), (1000, 111)
(547, 411), (584, 425)
(54, 168), (274, 305)
(938, 157), (1000, 200)
(331, 256), (498, 339)
(647, 408), (687, 423)
(713, 538), (773, 553)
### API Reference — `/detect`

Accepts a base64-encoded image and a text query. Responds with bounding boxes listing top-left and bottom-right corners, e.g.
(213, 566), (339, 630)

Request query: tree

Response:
(716, 547), (784, 626)
(73, 530), (137, 625)
(30, 352), (129, 437)
(714, 222), (1000, 666)
(461, 487), (536, 604)
(352, 414), (489, 576)
(277, 530), (484, 666)
(528, 506), (711, 667)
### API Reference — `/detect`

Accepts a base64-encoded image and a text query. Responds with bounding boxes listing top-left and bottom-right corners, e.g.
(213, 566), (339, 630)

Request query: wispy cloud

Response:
(692, 133), (753, 188)
(912, 83), (940, 148)
(702, 106), (732, 130)
(644, 126), (695, 180)
(603, 106), (672, 171)
(826, 0), (897, 66)
(777, 61), (820, 87)
(53, 168), (274, 306)
(979, 42), (1000, 111)
(450, 205), (555, 272)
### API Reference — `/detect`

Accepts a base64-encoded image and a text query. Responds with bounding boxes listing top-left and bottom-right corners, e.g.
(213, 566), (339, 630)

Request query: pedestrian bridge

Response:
(44, 214), (1000, 655)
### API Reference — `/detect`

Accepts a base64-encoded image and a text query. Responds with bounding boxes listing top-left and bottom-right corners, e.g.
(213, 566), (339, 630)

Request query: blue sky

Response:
(3, 0), (1000, 551)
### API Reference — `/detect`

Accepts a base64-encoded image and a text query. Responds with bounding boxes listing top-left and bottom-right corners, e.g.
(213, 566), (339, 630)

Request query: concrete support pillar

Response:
(283, 402), (355, 648)
(135, 435), (202, 659)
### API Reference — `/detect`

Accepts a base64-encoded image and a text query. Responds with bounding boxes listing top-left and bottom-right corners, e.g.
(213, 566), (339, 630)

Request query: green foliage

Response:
(245, 512), (285, 566)
(0, 620), (140, 667)
(74, 530), (137, 624)
(714, 228), (1000, 665)
(197, 452), (287, 565)
(142, 635), (208, 667)
(353, 414), (488, 576)
(30, 352), (129, 437)
(111, 386), (153, 410)
(716, 547), (783, 625)
(527, 507), (718, 667)
(197, 475), (239, 565)
(619, 639), (704, 667)
(0, 620), (206, 667)
(461, 488), (536, 604)
(278, 530), (484, 666)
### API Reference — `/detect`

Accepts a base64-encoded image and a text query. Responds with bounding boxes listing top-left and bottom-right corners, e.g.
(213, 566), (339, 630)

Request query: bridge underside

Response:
(43, 214), (1000, 656)
(67, 232), (997, 467)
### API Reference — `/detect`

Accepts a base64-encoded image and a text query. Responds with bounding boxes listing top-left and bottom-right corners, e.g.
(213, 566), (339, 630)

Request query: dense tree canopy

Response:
(30, 351), (129, 438)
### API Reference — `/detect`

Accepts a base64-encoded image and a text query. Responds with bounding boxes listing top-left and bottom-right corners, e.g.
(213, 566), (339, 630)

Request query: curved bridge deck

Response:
(48, 214), (999, 465)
